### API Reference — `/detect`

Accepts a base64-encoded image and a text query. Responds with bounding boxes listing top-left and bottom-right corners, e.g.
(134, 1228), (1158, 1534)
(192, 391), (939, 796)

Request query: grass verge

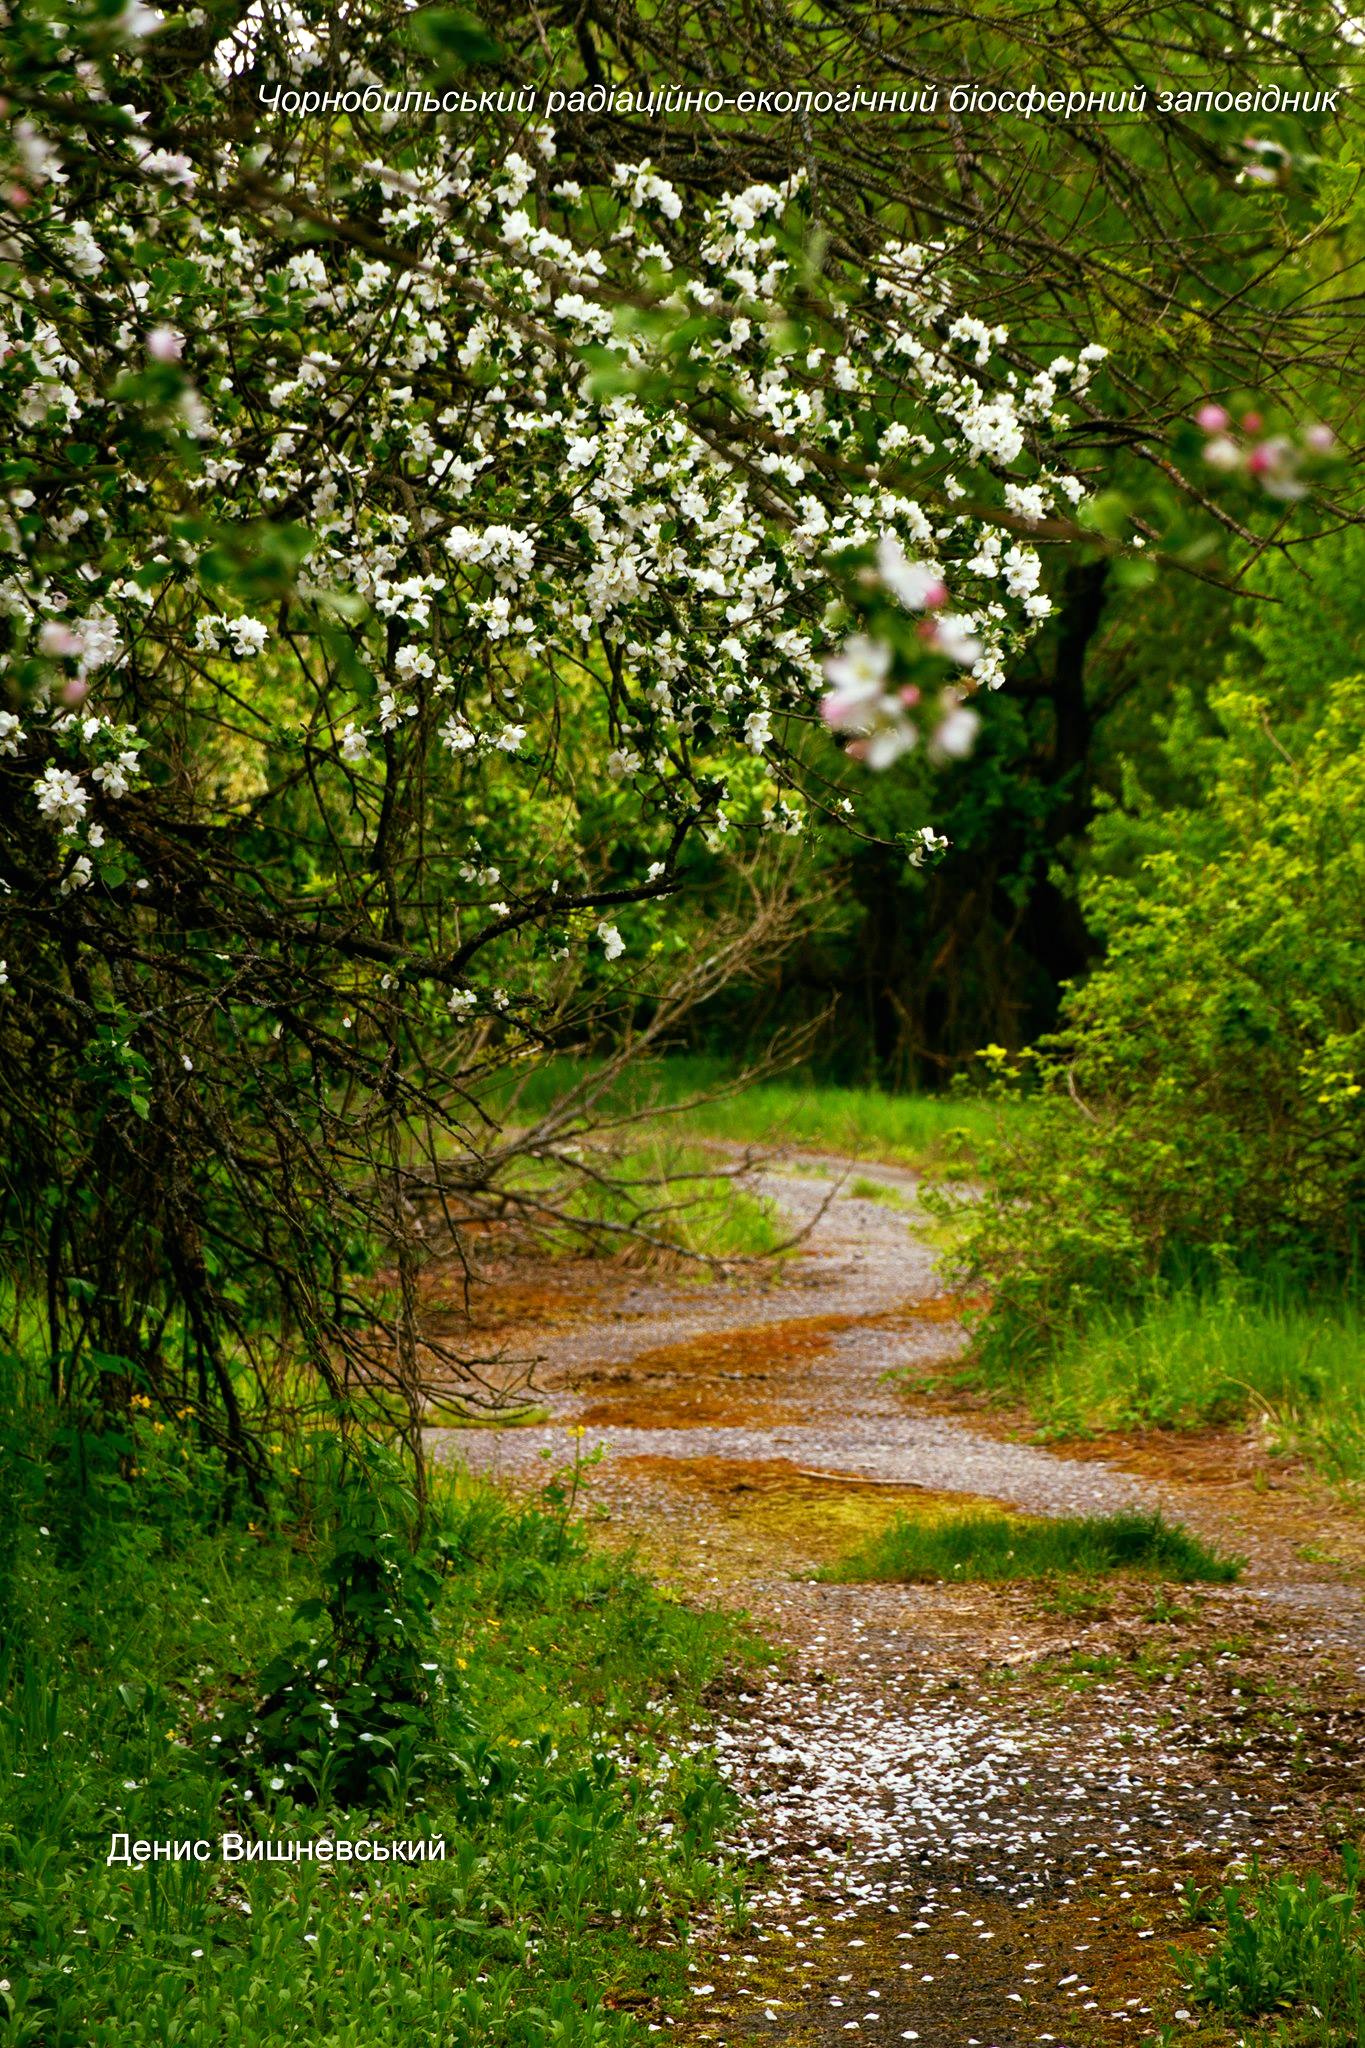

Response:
(487, 1053), (1001, 1174)
(823, 1506), (1241, 1586)
(0, 1404), (753, 2046)
(991, 1283), (1365, 1485)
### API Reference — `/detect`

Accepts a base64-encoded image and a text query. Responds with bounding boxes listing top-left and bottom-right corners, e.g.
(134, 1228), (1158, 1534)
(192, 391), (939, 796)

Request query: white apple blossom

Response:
(930, 704), (982, 762)
(820, 638), (894, 728)
(929, 615), (984, 667)
(0, 53), (1107, 997)
(34, 766), (89, 832)
(13, 119), (65, 189)
(117, 0), (164, 35)
(820, 640), (919, 768)
(37, 623), (83, 659)
(91, 751), (139, 799)
(744, 707), (774, 753)
(140, 149), (196, 191)
(907, 826), (951, 867)
(59, 853), (94, 895)
(876, 536), (948, 613)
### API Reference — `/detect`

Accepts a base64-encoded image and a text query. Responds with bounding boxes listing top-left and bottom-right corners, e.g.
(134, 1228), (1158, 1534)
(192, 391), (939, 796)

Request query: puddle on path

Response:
(609, 1456), (1029, 1582)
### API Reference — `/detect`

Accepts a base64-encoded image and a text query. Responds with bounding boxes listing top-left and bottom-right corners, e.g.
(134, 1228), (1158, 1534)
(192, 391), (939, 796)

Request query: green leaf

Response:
(406, 6), (501, 66)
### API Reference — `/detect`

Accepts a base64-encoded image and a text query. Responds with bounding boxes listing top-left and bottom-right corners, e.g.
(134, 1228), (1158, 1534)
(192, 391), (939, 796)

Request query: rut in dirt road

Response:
(433, 1157), (1365, 2048)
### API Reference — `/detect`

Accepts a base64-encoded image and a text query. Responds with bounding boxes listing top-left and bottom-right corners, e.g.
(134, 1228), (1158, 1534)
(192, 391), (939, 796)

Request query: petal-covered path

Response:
(432, 1158), (1365, 2047)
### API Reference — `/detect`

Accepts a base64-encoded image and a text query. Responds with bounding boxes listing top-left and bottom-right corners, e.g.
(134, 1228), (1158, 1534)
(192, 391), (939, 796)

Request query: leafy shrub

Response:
(944, 675), (1365, 1368)
(1177, 1849), (1365, 2038)
(218, 1444), (462, 1808)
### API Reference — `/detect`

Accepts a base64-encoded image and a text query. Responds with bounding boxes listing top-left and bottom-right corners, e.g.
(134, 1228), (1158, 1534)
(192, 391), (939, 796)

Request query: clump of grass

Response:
(559, 1142), (788, 1261)
(847, 1175), (905, 1206)
(424, 1399), (552, 1428)
(824, 1505), (1241, 1585)
(1175, 1849), (1365, 2039)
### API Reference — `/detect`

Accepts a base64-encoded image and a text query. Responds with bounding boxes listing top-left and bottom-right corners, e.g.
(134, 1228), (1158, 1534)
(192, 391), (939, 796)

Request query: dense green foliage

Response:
(0, 1379), (749, 2047)
(942, 668), (1364, 1368)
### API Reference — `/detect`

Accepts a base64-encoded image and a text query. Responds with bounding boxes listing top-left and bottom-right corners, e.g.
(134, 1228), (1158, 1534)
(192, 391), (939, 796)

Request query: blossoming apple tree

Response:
(0, 0), (1108, 1477)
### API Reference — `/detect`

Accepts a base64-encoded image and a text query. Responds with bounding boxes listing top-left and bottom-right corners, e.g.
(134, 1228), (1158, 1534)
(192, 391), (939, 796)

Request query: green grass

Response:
(1011, 1283), (1365, 1483)
(823, 1506), (1242, 1586)
(486, 1053), (1002, 1174)
(489, 1130), (787, 1264)
(423, 1399), (552, 1428)
(0, 1404), (753, 2047)
(1175, 1850), (1365, 2044)
(551, 1135), (788, 1261)
(847, 1175), (906, 1206)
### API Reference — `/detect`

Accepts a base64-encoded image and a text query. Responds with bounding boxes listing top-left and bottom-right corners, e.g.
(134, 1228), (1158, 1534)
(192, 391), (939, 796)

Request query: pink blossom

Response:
(1195, 403), (1229, 433)
(820, 636), (917, 767)
(146, 326), (184, 363)
(38, 622), (83, 658)
(1248, 437), (1306, 500)
(860, 717), (918, 770)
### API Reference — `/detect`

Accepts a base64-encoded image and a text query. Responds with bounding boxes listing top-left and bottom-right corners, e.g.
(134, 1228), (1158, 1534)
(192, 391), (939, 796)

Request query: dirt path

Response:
(430, 1158), (1365, 2047)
